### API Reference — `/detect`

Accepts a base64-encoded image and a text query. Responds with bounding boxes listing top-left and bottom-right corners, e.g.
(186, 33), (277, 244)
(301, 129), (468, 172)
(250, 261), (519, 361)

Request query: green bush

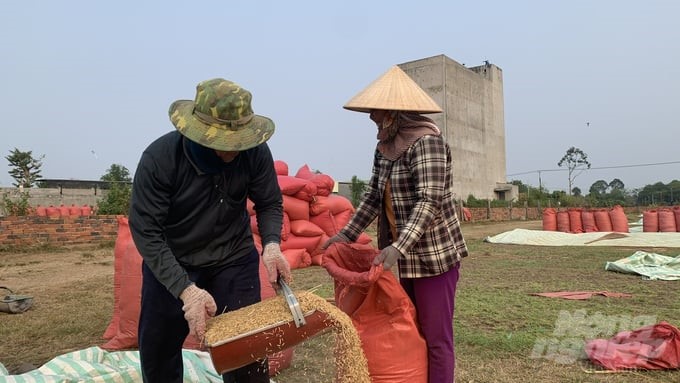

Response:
(1, 191), (31, 216)
(96, 183), (131, 215)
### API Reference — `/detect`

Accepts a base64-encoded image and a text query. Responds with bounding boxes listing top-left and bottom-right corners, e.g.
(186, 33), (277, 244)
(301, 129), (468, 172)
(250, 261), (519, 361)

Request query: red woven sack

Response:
(585, 321), (680, 371)
(323, 243), (427, 383)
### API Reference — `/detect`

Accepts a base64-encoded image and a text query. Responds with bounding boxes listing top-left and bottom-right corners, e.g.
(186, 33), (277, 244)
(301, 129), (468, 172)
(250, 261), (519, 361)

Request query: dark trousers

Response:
(138, 248), (269, 383)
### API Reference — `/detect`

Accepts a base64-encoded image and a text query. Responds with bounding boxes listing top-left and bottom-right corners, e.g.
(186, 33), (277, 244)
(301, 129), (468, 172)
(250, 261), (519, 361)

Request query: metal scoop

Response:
(277, 277), (306, 328)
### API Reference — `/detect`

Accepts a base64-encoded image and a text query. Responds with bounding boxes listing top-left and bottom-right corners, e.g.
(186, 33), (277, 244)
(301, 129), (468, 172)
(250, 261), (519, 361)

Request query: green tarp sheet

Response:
(605, 251), (680, 280)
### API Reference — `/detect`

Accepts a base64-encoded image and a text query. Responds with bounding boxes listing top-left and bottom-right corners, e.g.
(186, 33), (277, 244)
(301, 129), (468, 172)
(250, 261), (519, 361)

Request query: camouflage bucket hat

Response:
(169, 78), (275, 151)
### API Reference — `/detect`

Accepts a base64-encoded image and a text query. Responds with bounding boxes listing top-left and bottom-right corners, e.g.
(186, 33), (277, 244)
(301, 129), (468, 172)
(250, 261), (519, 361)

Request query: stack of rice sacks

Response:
(249, 160), (372, 268)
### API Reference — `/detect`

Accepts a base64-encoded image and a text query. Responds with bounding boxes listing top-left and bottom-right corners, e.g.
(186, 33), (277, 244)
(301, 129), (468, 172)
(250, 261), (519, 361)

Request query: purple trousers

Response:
(401, 262), (460, 383)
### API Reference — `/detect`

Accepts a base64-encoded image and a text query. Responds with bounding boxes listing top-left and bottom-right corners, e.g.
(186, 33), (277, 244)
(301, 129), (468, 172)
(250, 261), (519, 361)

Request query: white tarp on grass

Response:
(484, 229), (680, 248)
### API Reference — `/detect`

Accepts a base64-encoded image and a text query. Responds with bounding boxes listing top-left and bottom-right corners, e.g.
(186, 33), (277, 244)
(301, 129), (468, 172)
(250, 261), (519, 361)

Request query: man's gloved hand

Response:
(179, 284), (217, 340)
(263, 243), (292, 285)
(373, 245), (403, 269)
(321, 232), (350, 249)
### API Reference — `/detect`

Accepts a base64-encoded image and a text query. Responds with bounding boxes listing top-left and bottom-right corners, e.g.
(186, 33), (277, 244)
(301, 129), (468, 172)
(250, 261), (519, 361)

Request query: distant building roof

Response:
(37, 179), (131, 189)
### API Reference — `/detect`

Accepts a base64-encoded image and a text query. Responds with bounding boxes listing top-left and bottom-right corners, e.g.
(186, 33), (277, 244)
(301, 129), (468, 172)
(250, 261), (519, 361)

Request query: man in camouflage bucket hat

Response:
(169, 78), (275, 151)
(129, 78), (290, 383)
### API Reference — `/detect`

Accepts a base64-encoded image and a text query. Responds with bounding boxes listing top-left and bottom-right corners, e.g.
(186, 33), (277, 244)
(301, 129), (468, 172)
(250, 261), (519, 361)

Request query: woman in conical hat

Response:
(325, 65), (469, 383)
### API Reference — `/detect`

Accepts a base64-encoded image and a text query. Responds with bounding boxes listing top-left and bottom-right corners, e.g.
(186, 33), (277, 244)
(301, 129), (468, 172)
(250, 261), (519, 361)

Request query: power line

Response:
(507, 160), (680, 177)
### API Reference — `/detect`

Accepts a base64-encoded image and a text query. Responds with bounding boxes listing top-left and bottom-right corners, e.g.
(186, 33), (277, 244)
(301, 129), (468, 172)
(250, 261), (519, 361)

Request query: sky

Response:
(2, 0), (679, 194)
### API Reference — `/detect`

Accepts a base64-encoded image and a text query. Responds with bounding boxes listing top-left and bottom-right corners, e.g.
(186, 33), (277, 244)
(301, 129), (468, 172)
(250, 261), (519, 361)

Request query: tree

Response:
(589, 180), (609, 196)
(608, 178), (625, 192)
(100, 164), (132, 183)
(97, 164), (132, 215)
(5, 148), (44, 188)
(557, 147), (591, 196)
(572, 187), (582, 197)
(349, 175), (366, 207)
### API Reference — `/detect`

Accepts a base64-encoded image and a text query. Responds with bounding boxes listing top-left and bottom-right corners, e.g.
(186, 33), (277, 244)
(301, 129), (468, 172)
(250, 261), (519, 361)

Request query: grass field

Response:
(1, 219), (679, 382)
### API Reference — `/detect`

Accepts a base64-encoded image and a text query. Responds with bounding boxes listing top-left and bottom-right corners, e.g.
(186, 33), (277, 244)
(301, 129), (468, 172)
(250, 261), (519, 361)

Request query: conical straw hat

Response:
(343, 65), (442, 114)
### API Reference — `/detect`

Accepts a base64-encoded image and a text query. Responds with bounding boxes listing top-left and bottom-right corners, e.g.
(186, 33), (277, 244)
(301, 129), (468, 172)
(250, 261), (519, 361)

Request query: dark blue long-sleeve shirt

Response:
(128, 131), (283, 297)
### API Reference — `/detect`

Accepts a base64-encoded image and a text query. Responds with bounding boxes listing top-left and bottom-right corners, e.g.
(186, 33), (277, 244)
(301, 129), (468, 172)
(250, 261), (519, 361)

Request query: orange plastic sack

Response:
(658, 209), (676, 232)
(581, 210), (598, 232)
(568, 208), (583, 233)
(274, 160), (288, 176)
(556, 211), (571, 233)
(277, 175), (309, 196)
(282, 195), (310, 221)
(542, 208), (557, 231)
(609, 205), (629, 233)
(322, 243), (428, 383)
(290, 219), (325, 237)
(674, 207), (680, 232)
(310, 195), (354, 216)
(102, 217), (201, 350)
(594, 209), (613, 232)
(585, 321), (680, 371)
(282, 248), (312, 269)
(643, 210), (659, 232)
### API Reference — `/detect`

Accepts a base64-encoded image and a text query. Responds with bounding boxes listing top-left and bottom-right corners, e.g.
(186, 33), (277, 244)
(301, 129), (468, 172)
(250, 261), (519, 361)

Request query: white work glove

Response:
(179, 284), (217, 340)
(321, 232), (350, 249)
(263, 243), (292, 286)
(373, 245), (403, 270)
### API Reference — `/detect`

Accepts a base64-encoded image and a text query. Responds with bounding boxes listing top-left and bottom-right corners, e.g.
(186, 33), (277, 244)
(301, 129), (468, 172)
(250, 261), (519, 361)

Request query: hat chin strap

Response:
(193, 108), (254, 130)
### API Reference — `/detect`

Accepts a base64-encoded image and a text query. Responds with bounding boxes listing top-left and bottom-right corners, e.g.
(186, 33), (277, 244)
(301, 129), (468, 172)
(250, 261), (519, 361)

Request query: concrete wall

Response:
(398, 55), (507, 200)
(0, 187), (106, 216)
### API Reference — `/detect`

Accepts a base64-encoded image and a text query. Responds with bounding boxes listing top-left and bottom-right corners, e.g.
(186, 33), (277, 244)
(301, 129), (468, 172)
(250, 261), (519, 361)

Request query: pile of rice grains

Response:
(205, 291), (370, 383)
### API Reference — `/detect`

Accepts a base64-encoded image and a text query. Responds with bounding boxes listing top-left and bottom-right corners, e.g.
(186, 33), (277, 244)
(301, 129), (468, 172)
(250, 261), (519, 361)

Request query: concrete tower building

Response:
(398, 54), (516, 201)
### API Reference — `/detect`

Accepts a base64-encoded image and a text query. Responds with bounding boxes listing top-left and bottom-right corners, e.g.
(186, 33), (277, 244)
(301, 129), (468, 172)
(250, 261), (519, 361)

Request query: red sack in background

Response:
(556, 211), (571, 233)
(277, 175), (309, 196)
(542, 208), (557, 231)
(274, 160), (288, 176)
(101, 217), (200, 350)
(609, 205), (629, 233)
(282, 248), (312, 269)
(643, 210), (659, 232)
(581, 210), (598, 232)
(294, 164), (315, 180)
(594, 209), (613, 232)
(568, 208), (583, 233)
(322, 243), (428, 383)
(282, 195), (310, 221)
(658, 208), (676, 232)
(585, 321), (680, 371)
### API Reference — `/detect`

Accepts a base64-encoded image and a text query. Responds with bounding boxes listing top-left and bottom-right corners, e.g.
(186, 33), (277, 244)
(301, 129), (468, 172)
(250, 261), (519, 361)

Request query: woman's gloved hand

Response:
(179, 284), (217, 340)
(373, 245), (403, 269)
(263, 243), (292, 285)
(321, 232), (350, 249)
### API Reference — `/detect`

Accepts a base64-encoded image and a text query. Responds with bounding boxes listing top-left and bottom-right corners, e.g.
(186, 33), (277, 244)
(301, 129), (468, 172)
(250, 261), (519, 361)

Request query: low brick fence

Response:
(0, 205), (655, 247)
(0, 215), (120, 247)
(463, 205), (647, 222)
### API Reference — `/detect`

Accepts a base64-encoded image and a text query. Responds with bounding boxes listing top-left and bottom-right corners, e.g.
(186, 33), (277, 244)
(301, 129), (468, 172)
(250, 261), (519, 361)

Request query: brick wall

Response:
(0, 215), (120, 247)
(463, 205), (646, 222)
(466, 207), (542, 221)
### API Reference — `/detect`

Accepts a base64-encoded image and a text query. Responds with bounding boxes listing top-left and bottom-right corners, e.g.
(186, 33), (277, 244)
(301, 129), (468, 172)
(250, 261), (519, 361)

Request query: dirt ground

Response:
(0, 245), (114, 298)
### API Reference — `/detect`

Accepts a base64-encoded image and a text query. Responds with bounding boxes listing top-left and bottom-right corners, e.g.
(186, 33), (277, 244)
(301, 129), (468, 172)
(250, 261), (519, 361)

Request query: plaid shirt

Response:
(341, 135), (468, 278)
